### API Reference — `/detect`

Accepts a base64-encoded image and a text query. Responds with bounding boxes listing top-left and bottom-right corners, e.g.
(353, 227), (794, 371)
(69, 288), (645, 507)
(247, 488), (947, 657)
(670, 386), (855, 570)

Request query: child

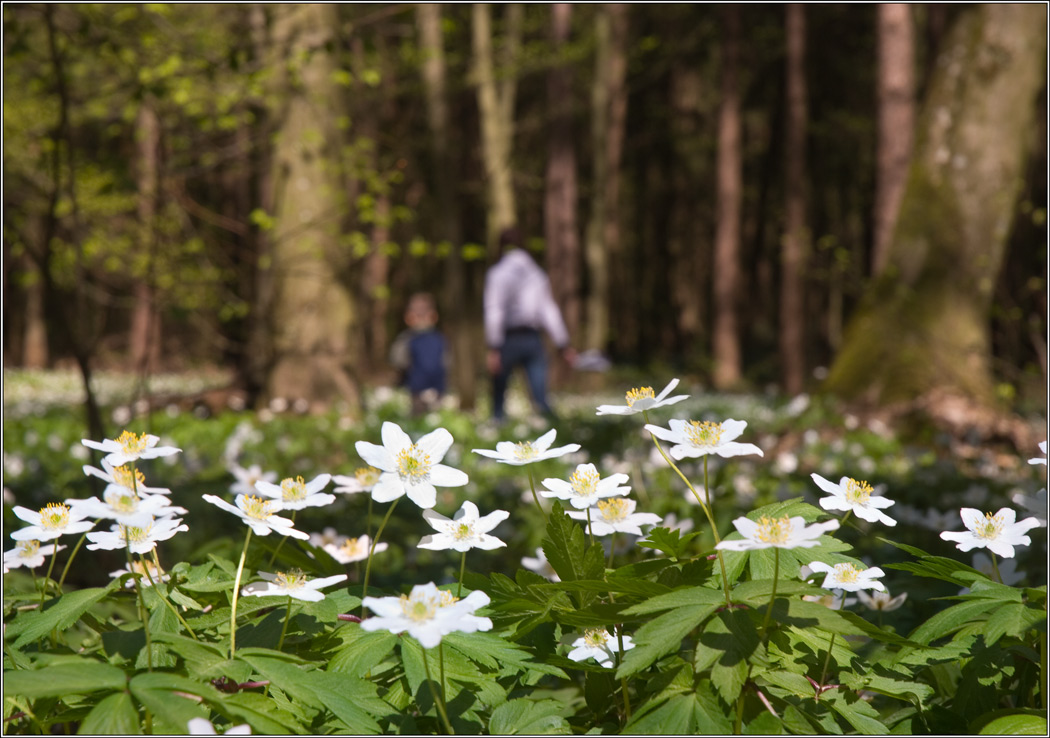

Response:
(390, 292), (448, 416)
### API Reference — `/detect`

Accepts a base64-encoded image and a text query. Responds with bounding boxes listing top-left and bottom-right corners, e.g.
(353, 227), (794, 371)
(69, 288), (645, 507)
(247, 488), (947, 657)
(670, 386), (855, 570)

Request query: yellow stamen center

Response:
(397, 445), (432, 483)
(104, 489), (140, 513)
(754, 516), (791, 545)
(338, 537), (368, 558)
(453, 522), (474, 541)
(400, 592), (439, 622)
(844, 478), (873, 505)
(437, 590), (459, 608)
(569, 467), (600, 498)
(513, 441), (538, 461)
(686, 420), (724, 448)
(117, 430), (150, 457)
(241, 495), (274, 520)
(274, 569), (306, 589)
(833, 563), (860, 583)
(597, 498), (630, 522)
(130, 559), (163, 579)
(625, 386), (655, 407)
(583, 627), (609, 648)
(974, 512), (1004, 540)
(120, 522), (153, 543)
(111, 466), (146, 491)
(355, 466), (380, 487)
(17, 540), (41, 557)
(39, 503), (71, 530)
(280, 476), (307, 502)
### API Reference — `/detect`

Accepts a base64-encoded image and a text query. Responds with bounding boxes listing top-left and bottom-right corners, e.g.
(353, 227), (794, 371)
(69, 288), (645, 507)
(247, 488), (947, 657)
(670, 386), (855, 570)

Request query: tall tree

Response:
(584, 4), (628, 354)
(872, 4), (916, 276)
(417, 4), (476, 410)
(712, 6), (743, 389)
(131, 102), (162, 377)
(826, 4), (1047, 407)
(265, 4), (359, 410)
(473, 3), (523, 248)
(544, 4), (581, 341)
(780, 3), (808, 395)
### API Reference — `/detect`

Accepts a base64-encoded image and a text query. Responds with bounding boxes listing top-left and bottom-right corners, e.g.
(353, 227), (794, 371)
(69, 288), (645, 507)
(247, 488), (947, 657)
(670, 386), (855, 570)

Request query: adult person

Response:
(484, 227), (576, 422)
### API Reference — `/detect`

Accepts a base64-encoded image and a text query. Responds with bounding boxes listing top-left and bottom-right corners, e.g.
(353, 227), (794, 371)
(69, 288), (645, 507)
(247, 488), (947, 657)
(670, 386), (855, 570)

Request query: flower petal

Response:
(356, 441), (395, 472)
(429, 465), (469, 488)
(416, 428), (454, 462)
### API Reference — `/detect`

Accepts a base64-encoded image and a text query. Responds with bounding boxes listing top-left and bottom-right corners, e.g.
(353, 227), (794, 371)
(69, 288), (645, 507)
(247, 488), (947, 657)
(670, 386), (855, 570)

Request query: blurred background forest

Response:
(3, 3), (1047, 437)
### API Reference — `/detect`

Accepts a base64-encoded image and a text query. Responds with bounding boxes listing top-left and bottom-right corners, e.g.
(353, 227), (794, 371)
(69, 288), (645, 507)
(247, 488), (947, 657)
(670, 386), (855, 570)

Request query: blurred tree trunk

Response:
(418, 5), (476, 410)
(22, 238), (49, 369)
(265, 3), (359, 411)
(873, 4), (915, 276)
(473, 3), (522, 248)
(826, 4), (1047, 407)
(780, 3), (808, 395)
(584, 4), (628, 354)
(544, 3), (580, 344)
(131, 102), (162, 375)
(712, 6), (742, 389)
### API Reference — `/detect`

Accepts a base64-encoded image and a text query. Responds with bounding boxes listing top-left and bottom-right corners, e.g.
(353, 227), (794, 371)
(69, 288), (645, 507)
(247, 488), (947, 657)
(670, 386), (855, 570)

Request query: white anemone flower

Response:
(11, 503), (95, 542)
(811, 473), (896, 527)
(540, 463), (630, 510)
(567, 627), (635, 668)
(4, 540), (64, 570)
(255, 473), (335, 510)
(806, 561), (886, 592)
(802, 591), (856, 610)
(241, 570), (347, 602)
(856, 588), (908, 612)
(567, 498), (662, 536)
(939, 507), (1041, 559)
(1010, 488), (1046, 527)
(643, 418), (763, 460)
(472, 428), (580, 466)
(187, 717), (251, 735)
(201, 494), (309, 539)
(86, 516), (188, 554)
(361, 582), (492, 648)
(419, 501), (509, 552)
(521, 547), (560, 582)
(355, 422), (468, 509)
(81, 430), (181, 467)
(67, 489), (182, 527)
(229, 463), (278, 497)
(1030, 441), (1047, 466)
(109, 559), (170, 588)
(332, 466), (382, 495)
(83, 459), (171, 495)
(323, 534), (387, 564)
(595, 378), (689, 416)
(716, 515), (840, 552)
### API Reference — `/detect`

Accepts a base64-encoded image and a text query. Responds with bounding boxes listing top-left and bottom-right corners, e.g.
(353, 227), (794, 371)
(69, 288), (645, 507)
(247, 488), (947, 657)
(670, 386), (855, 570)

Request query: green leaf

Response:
(975, 711), (1048, 735)
(620, 585), (724, 616)
(3, 661), (127, 698)
(838, 670), (934, 707)
(696, 609), (761, 704)
(636, 527), (702, 560)
(542, 503), (605, 608)
(78, 690), (141, 735)
(730, 578), (825, 606)
(488, 699), (571, 734)
(221, 692), (301, 734)
(616, 601), (720, 679)
(9, 585), (116, 648)
(908, 599), (1000, 645)
(329, 626), (398, 677)
(982, 602), (1046, 646)
(823, 690), (890, 734)
(622, 693), (696, 734)
(129, 673), (212, 734)
(444, 630), (567, 679)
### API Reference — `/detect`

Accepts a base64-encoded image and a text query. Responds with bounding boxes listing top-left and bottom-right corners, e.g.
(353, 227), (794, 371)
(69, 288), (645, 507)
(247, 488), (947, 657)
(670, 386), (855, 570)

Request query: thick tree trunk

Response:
(266, 3), (359, 411)
(873, 4), (916, 276)
(712, 6), (742, 389)
(544, 3), (580, 343)
(473, 3), (522, 249)
(826, 4), (1047, 407)
(131, 102), (162, 375)
(780, 3), (808, 395)
(584, 4), (628, 354)
(418, 4), (476, 410)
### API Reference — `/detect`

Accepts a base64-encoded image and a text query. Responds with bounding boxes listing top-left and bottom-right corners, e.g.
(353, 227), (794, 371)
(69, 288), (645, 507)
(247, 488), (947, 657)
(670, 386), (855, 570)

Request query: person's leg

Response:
(521, 333), (554, 418)
(492, 341), (515, 422)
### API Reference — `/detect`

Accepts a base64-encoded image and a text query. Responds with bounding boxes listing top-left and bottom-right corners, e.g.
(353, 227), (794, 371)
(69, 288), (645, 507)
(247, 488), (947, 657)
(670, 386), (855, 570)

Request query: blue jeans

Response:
(493, 329), (552, 421)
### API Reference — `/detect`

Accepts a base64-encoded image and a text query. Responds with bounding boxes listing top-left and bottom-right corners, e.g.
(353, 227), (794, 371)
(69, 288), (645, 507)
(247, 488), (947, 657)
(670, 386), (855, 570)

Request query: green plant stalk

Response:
(126, 537), (153, 672)
(989, 551), (1003, 584)
(277, 595), (293, 651)
(526, 467), (547, 520)
(268, 511), (295, 567)
(615, 626), (633, 723)
(229, 526), (253, 660)
(586, 507), (595, 548)
(422, 643), (454, 734)
(760, 548), (780, 640)
(56, 531), (88, 593)
(144, 550), (198, 640)
(1041, 608), (1047, 710)
(817, 633), (837, 701)
(457, 552), (467, 598)
(361, 497), (401, 616)
(608, 531), (617, 570)
(39, 546), (58, 607)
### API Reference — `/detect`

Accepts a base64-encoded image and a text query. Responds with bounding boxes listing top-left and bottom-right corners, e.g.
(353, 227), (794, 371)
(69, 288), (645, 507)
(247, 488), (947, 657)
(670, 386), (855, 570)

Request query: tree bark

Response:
(131, 102), (162, 375)
(473, 3), (522, 249)
(780, 3), (808, 395)
(825, 4), (1047, 407)
(873, 4), (916, 276)
(266, 3), (359, 411)
(712, 6), (742, 389)
(584, 4), (628, 354)
(544, 4), (580, 342)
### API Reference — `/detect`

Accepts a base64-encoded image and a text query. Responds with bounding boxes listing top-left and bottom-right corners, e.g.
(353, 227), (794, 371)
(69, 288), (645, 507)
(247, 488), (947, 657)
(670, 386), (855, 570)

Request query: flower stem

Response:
(526, 468), (547, 521)
(39, 546), (58, 607)
(229, 527), (253, 660)
(56, 531), (88, 593)
(989, 551), (1003, 584)
(760, 548), (780, 640)
(615, 625), (633, 723)
(277, 595), (293, 651)
(126, 539), (153, 672)
(816, 633), (837, 701)
(609, 531), (617, 570)
(361, 497), (400, 616)
(457, 552), (467, 598)
(268, 512), (295, 567)
(422, 644), (454, 734)
(586, 507), (595, 548)
(145, 550), (198, 640)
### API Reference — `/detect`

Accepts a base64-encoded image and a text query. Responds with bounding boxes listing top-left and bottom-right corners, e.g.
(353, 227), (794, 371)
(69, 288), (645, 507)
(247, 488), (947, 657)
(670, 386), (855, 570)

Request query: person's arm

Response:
(484, 265), (507, 374)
